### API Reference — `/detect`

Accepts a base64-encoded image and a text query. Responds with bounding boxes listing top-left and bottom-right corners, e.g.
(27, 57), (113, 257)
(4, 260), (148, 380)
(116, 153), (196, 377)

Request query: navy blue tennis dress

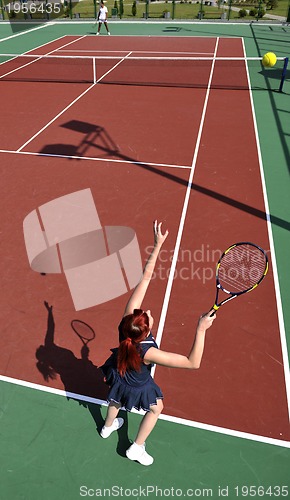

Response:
(101, 318), (163, 412)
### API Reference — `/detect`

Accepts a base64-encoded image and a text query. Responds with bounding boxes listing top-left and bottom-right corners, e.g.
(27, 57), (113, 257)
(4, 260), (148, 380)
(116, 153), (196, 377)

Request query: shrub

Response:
(249, 7), (257, 15)
(238, 8), (247, 16)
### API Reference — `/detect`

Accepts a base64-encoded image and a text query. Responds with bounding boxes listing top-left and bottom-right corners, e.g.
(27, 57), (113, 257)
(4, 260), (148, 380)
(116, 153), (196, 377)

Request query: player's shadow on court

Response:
(35, 302), (130, 456)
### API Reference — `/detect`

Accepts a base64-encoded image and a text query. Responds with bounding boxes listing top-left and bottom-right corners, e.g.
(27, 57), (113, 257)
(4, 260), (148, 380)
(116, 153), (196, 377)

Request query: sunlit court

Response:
(0, 21), (289, 499)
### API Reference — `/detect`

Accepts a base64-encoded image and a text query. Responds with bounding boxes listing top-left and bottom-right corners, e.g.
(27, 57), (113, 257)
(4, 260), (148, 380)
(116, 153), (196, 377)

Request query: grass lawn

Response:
(69, 0), (289, 19)
(2, 0), (288, 20)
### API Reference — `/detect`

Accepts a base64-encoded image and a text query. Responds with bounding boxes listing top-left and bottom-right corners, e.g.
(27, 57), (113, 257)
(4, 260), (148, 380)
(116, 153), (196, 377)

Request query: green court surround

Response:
(0, 20), (289, 500)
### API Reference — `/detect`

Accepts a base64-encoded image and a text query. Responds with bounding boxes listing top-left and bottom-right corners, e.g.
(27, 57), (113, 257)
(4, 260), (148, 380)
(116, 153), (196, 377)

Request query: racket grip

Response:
(209, 306), (218, 317)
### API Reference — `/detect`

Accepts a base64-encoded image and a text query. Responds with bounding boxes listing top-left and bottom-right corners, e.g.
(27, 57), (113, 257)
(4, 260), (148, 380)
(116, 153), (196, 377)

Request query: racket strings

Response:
(218, 245), (267, 293)
(71, 320), (95, 341)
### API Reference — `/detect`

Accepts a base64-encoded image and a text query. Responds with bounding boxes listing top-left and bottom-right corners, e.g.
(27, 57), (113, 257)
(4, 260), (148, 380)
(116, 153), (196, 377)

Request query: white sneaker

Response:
(100, 418), (124, 438)
(107, 32), (111, 35)
(126, 442), (154, 466)
(96, 32), (100, 35)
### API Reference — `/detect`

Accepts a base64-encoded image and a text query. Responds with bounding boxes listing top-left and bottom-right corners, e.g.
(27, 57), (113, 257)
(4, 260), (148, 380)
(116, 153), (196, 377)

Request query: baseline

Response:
(1, 374), (289, 449)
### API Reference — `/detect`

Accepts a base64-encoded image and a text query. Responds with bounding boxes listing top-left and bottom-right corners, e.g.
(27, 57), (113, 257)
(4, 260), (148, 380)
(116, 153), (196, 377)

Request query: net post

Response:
(93, 57), (96, 84)
(279, 57), (289, 93)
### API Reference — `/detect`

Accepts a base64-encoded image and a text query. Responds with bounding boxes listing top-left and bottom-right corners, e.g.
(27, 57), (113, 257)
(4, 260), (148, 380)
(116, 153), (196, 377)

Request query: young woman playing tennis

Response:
(100, 221), (216, 466)
(95, 1), (110, 35)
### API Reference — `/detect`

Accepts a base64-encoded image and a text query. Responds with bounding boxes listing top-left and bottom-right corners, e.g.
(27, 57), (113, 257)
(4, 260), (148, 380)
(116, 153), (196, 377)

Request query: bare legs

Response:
(104, 399), (164, 444)
(104, 401), (121, 427)
(135, 399), (163, 445)
(97, 21), (110, 34)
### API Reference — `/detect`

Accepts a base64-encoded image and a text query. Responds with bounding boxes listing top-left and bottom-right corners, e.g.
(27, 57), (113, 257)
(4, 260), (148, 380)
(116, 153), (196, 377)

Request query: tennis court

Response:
(0, 21), (289, 500)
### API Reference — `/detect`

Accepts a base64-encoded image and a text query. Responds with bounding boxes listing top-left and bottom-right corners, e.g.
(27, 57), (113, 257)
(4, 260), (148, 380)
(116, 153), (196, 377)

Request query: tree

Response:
(132, 0), (137, 16)
(119, 0), (124, 17)
(267, 0), (278, 9)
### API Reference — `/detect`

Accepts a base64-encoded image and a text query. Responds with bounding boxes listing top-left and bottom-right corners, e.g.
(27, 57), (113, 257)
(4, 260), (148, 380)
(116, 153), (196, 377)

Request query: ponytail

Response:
(117, 337), (141, 377)
(117, 310), (149, 376)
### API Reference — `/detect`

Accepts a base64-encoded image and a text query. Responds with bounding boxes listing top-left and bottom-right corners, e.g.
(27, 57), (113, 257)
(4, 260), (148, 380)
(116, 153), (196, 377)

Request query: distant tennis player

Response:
(95, 1), (110, 35)
(100, 221), (216, 466)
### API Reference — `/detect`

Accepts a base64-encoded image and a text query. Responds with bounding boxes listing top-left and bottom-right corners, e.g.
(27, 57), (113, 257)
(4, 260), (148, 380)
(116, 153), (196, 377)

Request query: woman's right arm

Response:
(143, 311), (216, 369)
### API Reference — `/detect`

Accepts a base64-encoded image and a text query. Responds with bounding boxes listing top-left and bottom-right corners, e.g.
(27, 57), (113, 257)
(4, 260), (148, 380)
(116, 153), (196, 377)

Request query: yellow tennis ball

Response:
(262, 52), (277, 68)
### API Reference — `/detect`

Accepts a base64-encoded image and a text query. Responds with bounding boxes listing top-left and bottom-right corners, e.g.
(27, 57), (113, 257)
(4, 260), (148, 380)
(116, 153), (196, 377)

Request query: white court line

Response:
(0, 35), (79, 71)
(2, 33), (288, 446)
(152, 37), (220, 356)
(0, 22), (51, 43)
(243, 38), (290, 421)
(58, 49), (216, 56)
(16, 51), (134, 152)
(1, 20), (278, 27)
(0, 35), (67, 67)
(45, 34), (88, 55)
(16, 84), (96, 151)
(1, 374), (289, 449)
(1, 35), (67, 58)
(0, 149), (192, 170)
(0, 35), (88, 81)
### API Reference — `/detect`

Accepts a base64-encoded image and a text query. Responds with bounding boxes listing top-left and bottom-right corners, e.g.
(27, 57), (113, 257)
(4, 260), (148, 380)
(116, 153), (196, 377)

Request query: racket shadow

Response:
(36, 302), (131, 455)
(36, 303), (109, 424)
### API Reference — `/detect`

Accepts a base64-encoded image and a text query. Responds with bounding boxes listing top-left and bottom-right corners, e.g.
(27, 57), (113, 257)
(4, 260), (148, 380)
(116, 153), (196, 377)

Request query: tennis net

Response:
(0, 53), (288, 91)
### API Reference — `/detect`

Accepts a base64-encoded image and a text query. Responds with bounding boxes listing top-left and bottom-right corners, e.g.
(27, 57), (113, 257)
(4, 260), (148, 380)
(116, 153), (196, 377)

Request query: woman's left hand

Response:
(153, 220), (169, 248)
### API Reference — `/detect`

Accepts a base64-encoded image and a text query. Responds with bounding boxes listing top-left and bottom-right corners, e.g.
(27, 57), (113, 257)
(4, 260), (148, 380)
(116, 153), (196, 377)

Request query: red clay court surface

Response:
(0, 35), (289, 446)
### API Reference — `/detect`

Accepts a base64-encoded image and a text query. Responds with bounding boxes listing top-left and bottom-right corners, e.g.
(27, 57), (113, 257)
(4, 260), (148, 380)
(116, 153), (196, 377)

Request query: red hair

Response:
(117, 309), (149, 377)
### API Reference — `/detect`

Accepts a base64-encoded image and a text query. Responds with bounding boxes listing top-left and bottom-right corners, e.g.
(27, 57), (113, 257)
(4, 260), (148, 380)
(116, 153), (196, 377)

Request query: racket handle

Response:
(209, 306), (218, 317)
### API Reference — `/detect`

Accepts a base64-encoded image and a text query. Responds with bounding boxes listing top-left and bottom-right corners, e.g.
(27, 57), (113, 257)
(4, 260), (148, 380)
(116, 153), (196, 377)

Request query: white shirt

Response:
(99, 5), (108, 20)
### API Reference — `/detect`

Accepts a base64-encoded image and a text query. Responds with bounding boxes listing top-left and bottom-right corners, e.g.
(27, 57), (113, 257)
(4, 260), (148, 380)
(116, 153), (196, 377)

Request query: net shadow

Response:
(250, 23), (290, 173)
(38, 121), (290, 232)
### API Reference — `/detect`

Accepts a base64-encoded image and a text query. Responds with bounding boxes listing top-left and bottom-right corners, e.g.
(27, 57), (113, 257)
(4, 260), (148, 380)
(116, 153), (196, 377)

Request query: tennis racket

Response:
(210, 242), (268, 315)
(71, 320), (96, 345)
